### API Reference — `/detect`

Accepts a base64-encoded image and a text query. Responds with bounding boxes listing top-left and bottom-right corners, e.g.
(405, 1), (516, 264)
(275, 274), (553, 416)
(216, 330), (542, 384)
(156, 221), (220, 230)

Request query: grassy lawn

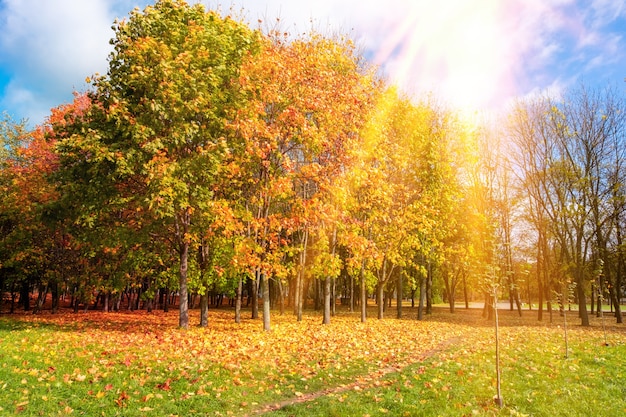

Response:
(1, 305), (625, 416)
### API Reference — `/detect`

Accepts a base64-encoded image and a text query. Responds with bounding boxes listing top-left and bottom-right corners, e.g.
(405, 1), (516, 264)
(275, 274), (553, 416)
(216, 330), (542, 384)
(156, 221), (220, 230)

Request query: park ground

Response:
(1, 303), (625, 416)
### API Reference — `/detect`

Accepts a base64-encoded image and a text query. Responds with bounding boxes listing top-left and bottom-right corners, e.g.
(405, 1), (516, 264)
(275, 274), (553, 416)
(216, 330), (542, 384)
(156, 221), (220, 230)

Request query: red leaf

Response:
(157, 379), (171, 391)
(115, 391), (129, 407)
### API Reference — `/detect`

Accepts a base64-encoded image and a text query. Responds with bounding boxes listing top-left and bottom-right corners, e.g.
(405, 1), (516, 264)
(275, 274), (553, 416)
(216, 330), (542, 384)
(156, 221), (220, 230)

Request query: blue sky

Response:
(1, 0), (625, 126)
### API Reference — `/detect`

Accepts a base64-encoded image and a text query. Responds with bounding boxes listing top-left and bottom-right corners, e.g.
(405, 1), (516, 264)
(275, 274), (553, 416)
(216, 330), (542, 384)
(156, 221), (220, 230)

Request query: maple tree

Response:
(52, 0), (261, 329)
(0, 97), (92, 314)
(0, 114), (36, 312)
(229, 28), (378, 329)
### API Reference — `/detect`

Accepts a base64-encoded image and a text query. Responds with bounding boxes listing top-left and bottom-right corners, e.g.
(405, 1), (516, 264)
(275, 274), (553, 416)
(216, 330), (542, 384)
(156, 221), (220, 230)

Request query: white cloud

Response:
(0, 81), (41, 122)
(589, 0), (626, 26)
(1, 0), (624, 124)
(0, 0), (139, 123)
(517, 79), (566, 106)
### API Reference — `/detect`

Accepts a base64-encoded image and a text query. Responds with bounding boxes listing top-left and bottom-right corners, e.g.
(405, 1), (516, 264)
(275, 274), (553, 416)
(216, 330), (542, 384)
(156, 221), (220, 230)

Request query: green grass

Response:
(264, 316), (626, 416)
(0, 306), (625, 416)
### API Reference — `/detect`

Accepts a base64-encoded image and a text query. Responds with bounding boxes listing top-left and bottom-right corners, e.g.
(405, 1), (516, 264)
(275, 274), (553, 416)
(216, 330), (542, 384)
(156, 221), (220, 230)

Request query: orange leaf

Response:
(157, 379), (171, 391)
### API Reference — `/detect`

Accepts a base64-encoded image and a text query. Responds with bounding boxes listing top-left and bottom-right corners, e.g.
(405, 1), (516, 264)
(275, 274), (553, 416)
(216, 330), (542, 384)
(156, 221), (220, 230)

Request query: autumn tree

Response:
(417, 110), (475, 315)
(0, 114), (37, 312)
(458, 120), (502, 320)
(342, 89), (451, 320)
(477, 123), (523, 315)
(53, 0), (260, 328)
(0, 103), (90, 314)
(230, 28), (378, 329)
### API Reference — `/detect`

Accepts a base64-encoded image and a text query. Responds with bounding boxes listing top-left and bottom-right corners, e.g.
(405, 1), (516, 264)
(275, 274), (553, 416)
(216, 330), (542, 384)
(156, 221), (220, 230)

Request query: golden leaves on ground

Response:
(4, 309), (626, 415)
(4, 309), (467, 412)
(29, 309), (613, 416)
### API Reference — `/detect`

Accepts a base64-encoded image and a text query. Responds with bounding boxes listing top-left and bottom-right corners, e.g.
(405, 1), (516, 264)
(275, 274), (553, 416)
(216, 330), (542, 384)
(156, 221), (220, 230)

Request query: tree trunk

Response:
(200, 293), (208, 327)
(296, 229), (308, 321)
(615, 227), (624, 323)
(396, 270), (402, 319)
(360, 263), (367, 323)
(262, 273), (271, 331)
(251, 270), (259, 319)
(350, 273), (354, 312)
(614, 272), (623, 323)
(443, 268), (456, 314)
(10, 281), (16, 313)
(513, 287), (523, 316)
(596, 280), (602, 317)
(330, 229), (337, 318)
(293, 272), (300, 315)
(179, 241), (190, 329)
(418, 275), (426, 320)
(376, 283), (384, 319)
(483, 292), (494, 320)
(34, 284), (48, 313)
(449, 287), (455, 314)
(235, 275), (242, 323)
(576, 271), (590, 326)
(332, 277), (336, 317)
(323, 278), (331, 324)
(591, 283), (596, 315)
(278, 278), (285, 315)
(537, 267), (544, 321)
(493, 288), (504, 408)
(614, 286), (623, 324)
(296, 269), (304, 321)
(72, 287), (79, 313)
(135, 285), (142, 311)
(51, 281), (59, 313)
(382, 290), (387, 313)
(314, 278), (321, 311)
(463, 272), (469, 309)
(426, 262), (433, 315)
(20, 281), (30, 311)
(547, 300), (553, 324)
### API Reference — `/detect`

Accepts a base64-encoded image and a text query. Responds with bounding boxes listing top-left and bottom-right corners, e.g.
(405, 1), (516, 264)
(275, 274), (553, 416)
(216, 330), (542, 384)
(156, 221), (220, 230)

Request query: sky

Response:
(0, 0), (625, 126)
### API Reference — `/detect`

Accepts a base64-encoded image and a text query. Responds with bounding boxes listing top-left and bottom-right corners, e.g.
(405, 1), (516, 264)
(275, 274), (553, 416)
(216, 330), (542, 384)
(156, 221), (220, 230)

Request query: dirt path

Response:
(245, 335), (463, 416)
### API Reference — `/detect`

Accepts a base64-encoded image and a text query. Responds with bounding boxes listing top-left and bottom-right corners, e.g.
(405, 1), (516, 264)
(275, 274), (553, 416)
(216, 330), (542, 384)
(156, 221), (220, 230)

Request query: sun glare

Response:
(372, 0), (515, 115)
